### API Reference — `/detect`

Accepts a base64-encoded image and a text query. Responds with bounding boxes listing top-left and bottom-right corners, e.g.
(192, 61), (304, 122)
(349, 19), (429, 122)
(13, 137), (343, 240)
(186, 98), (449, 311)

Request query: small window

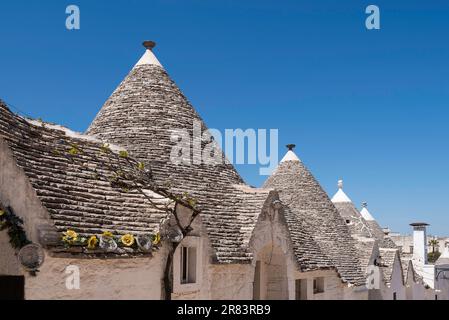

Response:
(180, 246), (197, 284)
(393, 292), (397, 300)
(313, 277), (325, 294)
(409, 246), (414, 254)
(346, 220), (351, 224)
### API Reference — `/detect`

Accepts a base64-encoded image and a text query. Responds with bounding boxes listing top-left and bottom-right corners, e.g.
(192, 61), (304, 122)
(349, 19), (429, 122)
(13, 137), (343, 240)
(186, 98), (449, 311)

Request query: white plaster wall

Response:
(379, 258), (405, 300)
(390, 258), (406, 300)
(343, 286), (369, 300)
(25, 253), (166, 300)
(435, 277), (449, 300)
(207, 264), (254, 300)
(410, 281), (426, 300)
(249, 201), (300, 300)
(294, 269), (368, 300)
(0, 139), (53, 244)
(0, 231), (22, 276)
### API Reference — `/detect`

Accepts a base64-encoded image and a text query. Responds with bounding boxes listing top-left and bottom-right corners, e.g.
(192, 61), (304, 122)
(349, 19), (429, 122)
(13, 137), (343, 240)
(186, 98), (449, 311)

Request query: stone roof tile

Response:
(0, 103), (169, 238)
(264, 157), (366, 285)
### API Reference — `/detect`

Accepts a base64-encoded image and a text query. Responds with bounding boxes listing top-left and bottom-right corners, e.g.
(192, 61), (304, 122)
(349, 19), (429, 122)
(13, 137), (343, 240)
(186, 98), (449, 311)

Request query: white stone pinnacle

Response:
(281, 150), (300, 163)
(331, 179), (352, 203)
(135, 49), (163, 68)
(360, 206), (375, 221)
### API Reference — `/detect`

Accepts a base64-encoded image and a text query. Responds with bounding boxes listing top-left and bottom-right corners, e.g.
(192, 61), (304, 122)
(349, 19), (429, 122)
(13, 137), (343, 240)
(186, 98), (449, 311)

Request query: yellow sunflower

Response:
(121, 234), (135, 247)
(62, 230), (78, 244)
(102, 231), (114, 238)
(152, 233), (161, 245)
(87, 236), (98, 249)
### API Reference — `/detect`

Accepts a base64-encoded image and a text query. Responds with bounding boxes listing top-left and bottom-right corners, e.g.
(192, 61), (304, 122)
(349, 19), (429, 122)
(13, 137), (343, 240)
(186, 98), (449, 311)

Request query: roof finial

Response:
(338, 179), (343, 189)
(143, 40), (156, 51)
(362, 202), (368, 208)
(280, 144), (300, 163)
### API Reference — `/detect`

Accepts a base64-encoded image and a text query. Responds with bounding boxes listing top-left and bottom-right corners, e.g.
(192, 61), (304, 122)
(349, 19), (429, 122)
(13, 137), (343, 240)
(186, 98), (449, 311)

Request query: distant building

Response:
(390, 234), (449, 255)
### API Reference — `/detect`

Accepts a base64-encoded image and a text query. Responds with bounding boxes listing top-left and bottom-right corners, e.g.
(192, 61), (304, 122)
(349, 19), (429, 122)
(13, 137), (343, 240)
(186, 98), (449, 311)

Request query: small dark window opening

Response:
(0, 276), (25, 300)
(393, 292), (397, 300)
(313, 277), (325, 294)
(253, 261), (261, 300)
(180, 246), (197, 284)
(346, 220), (351, 224)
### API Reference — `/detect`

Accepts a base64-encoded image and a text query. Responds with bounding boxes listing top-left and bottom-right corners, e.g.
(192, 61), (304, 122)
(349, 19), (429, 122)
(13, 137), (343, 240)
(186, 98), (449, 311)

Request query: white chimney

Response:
(410, 222), (429, 266)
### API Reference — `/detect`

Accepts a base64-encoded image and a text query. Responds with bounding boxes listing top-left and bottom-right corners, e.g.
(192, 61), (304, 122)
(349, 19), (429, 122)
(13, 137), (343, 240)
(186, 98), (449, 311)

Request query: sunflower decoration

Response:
(0, 210), (5, 229)
(102, 231), (114, 238)
(152, 233), (161, 246)
(121, 234), (135, 247)
(0, 209), (6, 230)
(62, 230), (78, 245)
(87, 236), (98, 250)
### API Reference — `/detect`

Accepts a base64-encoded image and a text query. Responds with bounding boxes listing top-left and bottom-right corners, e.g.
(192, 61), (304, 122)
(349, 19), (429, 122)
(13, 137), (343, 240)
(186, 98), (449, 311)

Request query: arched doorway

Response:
(253, 244), (288, 300)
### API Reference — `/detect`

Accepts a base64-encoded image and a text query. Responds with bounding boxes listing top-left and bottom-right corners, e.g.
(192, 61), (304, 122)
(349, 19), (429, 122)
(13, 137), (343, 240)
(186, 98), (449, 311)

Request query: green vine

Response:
(0, 207), (31, 250)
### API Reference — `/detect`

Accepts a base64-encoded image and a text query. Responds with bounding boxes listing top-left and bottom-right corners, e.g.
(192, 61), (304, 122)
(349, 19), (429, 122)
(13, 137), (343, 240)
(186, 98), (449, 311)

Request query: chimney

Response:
(410, 222), (430, 265)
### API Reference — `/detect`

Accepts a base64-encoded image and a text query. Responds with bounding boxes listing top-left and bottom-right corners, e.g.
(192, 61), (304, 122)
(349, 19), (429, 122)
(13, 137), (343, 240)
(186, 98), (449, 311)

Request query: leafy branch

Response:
(54, 137), (200, 300)
(0, 207), (32, 250)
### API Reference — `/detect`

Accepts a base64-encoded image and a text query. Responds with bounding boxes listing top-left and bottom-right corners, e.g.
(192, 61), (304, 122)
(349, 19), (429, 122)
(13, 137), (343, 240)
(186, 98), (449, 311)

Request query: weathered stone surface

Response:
(0, 103), (168, 238)
(264, 159), (366, 285)
(86, 65), (271, 264)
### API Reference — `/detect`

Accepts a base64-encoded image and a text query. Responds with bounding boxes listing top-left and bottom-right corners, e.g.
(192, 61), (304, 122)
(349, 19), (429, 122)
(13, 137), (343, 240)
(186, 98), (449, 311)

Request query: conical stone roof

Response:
(331, 181), (373, 239)
(87, 43), (242, 188)
(87, 42), (270, 263)
(264, 148), (366, 285)
(360, 204), (397, 249)
(331, 181), (397, 249)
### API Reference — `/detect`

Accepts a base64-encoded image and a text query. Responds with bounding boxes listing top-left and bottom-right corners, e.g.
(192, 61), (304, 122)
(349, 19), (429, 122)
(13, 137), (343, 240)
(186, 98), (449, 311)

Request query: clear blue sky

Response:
(0, 1), (448, 235)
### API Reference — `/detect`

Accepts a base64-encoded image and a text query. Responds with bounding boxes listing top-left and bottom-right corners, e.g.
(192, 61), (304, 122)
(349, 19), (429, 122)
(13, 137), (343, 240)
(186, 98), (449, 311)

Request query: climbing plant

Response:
(0, 207), (32, 250)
